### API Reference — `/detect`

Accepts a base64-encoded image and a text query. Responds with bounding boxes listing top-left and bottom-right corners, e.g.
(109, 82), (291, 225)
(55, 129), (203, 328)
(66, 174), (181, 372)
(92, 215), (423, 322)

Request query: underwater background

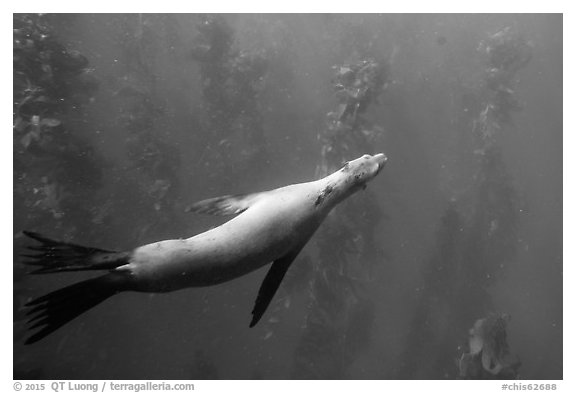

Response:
(13, 14), (562, 379)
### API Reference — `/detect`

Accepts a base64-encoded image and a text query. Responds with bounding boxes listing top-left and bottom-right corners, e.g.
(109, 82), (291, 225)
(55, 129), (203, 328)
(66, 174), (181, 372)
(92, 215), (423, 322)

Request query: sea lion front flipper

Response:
(185, 192), (265, 216)
(249, 244), (305, 327)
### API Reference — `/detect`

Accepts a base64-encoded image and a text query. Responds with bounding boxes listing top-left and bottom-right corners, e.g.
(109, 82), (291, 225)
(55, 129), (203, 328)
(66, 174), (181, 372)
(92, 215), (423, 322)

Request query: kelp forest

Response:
(13, 14), (562, 380)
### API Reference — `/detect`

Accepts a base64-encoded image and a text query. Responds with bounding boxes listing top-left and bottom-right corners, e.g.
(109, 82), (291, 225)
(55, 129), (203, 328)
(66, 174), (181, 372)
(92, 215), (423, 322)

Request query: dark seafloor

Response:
(13, 14), (562, 380)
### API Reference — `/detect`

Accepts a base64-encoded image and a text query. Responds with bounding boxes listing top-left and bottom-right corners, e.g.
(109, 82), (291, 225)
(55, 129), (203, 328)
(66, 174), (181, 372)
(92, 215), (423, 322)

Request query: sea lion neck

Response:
(314, 169), (360, 209)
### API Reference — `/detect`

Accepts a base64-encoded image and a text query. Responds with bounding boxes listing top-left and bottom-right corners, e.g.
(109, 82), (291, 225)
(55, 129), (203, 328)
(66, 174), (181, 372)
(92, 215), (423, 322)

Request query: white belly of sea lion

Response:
(129, 183), (322, 291)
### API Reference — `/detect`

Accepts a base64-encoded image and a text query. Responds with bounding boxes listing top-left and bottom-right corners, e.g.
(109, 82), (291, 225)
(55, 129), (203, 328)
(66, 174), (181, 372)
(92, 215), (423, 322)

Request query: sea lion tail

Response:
(21, 231), (131, 274)
(24, 273), (127, 344)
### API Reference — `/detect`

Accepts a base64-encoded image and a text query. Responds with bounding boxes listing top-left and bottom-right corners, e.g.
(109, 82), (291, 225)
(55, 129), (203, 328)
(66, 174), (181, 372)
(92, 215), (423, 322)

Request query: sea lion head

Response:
(341, 153), (387, 187)
(319, 153), (387, 207)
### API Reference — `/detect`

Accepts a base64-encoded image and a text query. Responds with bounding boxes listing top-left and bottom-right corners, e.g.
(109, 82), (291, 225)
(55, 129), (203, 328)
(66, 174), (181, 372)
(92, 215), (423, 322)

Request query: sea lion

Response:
(21, 153), (387, 344)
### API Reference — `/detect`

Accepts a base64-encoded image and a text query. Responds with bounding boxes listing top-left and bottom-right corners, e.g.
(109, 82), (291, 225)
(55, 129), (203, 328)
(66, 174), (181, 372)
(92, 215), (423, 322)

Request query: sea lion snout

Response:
(373, 153), (387, 174)
(373, 152), (387, 162)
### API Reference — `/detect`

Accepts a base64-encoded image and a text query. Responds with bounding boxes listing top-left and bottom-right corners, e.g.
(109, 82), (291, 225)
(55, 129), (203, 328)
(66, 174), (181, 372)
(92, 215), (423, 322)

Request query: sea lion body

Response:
(127, 153), (386, 291)
(129, 182), (323, 291)
(22, 153), (387, 343)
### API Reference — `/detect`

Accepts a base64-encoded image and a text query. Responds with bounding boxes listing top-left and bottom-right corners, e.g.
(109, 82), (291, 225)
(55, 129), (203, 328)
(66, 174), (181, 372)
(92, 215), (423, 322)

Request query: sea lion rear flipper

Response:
(249, 244), (305, 327)
(22, 231), (131, 274)
(185, 192), (265, 216)
(24, 273), (128, 344)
